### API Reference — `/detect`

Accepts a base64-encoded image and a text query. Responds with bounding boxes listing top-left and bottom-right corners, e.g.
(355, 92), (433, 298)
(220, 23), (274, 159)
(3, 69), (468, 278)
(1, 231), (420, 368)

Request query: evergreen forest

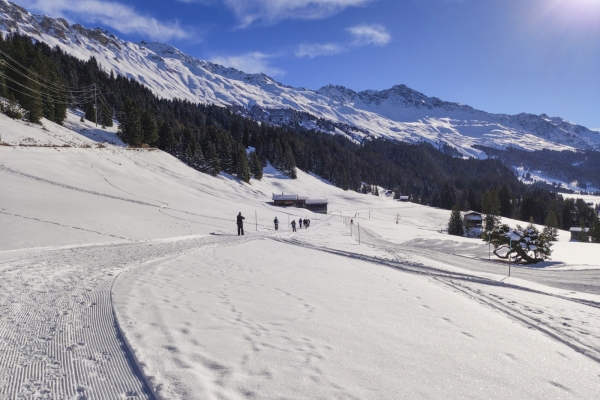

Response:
(1, 33), (599, 232)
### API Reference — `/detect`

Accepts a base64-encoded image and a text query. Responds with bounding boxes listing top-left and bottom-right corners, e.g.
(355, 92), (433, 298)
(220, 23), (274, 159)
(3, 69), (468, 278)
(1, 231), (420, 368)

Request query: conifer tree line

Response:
(1, 33), (598, 233)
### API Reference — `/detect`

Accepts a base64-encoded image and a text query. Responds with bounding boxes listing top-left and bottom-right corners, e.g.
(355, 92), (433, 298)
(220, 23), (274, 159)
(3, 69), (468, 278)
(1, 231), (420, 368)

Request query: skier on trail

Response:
(274, 217), (279, 230)
(291, 219), (296, 232)
(237, 212), (245, 235)
(298, 218), (302, 228)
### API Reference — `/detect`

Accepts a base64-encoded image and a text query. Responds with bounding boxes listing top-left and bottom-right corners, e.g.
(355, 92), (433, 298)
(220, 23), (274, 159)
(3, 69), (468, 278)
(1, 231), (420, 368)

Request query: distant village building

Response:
(305, 199), (328, 213)
(272, 194), (298, 207)
(464, 211), (483, 238)
(398, 196), (409, 202)
(569, 227), (590, 241)
(272, 193), (328, 214)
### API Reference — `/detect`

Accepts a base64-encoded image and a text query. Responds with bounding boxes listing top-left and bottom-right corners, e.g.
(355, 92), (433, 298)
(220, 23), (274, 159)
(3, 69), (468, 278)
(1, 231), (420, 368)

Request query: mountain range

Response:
(1, 0), (600, 161)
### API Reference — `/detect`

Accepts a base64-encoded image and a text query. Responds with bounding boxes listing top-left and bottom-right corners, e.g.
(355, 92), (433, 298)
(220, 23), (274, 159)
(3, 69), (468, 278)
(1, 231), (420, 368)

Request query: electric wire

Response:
(0, 72), (95, 104)
(0, 50), (95, 92)
(0, 51), (115, 123)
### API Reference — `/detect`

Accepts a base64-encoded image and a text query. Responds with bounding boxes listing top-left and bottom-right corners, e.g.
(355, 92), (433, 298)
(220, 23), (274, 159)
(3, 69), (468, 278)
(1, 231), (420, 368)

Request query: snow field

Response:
(2, 112), (600, 398)
(113, 233), (600, 399)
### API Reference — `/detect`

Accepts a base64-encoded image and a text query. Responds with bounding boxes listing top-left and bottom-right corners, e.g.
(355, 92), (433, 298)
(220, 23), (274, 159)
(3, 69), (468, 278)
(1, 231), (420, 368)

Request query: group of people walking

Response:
(236, 212), (310, 235)
(290, 218), (310, 232)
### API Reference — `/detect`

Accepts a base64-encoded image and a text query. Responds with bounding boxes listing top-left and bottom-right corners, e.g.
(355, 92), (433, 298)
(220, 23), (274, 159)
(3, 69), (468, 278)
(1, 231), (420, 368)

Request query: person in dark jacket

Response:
(274, 217), (279, 230)
(237, 212), (245, 235)
(291, 219), (296, 232)
(298, 218), (302, 228)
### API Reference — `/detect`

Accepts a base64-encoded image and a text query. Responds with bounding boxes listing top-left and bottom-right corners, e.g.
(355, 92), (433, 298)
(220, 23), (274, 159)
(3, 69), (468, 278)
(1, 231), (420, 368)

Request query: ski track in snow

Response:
(110, 217), (600, 399)
(2, 214), (599, 398)
(0, 165), (159, 208)
(0, 233), (262, 400)
(280, 220), (600, 364)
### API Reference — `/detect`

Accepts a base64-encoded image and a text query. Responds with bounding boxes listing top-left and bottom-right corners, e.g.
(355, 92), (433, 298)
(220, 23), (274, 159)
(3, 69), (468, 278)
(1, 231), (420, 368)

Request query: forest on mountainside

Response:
(1, 33), (599, 230)
(477, 145), (600, 191)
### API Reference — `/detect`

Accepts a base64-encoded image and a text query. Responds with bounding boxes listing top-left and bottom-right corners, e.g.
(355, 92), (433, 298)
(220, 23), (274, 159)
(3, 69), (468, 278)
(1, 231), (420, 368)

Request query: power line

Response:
(1, 72), (95, 104)
(0, 50), (94, 92)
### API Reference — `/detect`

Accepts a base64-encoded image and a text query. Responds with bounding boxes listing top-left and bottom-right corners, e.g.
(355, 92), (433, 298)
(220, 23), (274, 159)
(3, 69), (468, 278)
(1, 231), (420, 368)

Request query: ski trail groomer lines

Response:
(237, 212), (245, 235)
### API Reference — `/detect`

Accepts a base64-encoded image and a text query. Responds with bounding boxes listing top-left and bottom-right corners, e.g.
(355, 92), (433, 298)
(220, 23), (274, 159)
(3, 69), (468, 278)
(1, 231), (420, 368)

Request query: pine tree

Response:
(140, 110), (158, 145)
(486, 223), (552, 264)
(440, 181), (456, 210)
(100, 104), (113, 128)
(448, 205), (464, 236)
(590, 213), (600, 243)
(280, 143), (296, 178)
(22, 72), (43, 123)
(85, 102), (96, 123)
(205, 142), (221, 175)
(4, 40), (42, 123)
(543, 211), (559, 241)
(248, 151), (263, 180)
(482, 189), (501, 233)
(52, 98), (67, 125)
(498, 183), (512, 217)
(236, 143), (250, 183)
(158, 120), (175, 152)
(117, 98), (142, 145)
(242, 123), (250, 147)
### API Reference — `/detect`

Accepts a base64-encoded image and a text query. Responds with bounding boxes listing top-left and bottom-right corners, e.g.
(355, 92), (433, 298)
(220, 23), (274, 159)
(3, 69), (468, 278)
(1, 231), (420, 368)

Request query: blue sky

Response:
(19, 0), (600, 130)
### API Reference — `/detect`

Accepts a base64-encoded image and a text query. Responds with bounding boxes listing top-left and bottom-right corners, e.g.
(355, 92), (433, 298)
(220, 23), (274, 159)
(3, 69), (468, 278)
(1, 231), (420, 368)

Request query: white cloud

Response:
(210, 52), (285, 76)
(294, 43), (344, 58)
(222, 0), (373, 27)
(347, 24), (390, 46)
(18, 0), (190, 41)
(293, 24), (390, 59)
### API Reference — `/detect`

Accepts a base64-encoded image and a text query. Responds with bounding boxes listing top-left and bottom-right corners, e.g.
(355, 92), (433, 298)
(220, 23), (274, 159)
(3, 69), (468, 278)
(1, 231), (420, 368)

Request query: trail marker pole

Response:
(358, 222), (361, 245)
(94, 83), (98, 127)
(488, 232), (491, 261)
(508, 238), (512, 277)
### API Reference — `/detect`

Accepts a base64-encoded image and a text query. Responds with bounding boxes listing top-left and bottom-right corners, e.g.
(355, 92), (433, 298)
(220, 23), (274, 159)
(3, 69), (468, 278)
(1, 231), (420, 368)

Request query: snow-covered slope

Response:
(2, 0), (600, 157)
(2, 108), (600, 399)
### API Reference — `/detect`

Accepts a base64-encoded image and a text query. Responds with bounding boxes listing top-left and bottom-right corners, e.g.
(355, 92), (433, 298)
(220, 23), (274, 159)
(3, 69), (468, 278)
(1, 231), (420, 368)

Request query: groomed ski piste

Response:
(1, 111), (600, 399)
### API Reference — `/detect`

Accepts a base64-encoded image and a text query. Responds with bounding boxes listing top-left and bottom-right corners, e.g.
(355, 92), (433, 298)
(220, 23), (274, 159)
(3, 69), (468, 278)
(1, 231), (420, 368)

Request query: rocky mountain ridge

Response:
(1, 0), (599, 158)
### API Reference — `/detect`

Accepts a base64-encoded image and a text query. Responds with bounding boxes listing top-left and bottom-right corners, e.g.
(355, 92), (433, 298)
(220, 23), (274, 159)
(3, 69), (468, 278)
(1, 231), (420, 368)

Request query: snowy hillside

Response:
(2, 109), (600, 399)
(2, 0), (600, 158)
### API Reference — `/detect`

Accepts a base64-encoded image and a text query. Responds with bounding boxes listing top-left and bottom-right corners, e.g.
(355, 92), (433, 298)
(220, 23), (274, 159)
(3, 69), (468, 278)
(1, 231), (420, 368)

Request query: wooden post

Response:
(508, 238), (512, 277)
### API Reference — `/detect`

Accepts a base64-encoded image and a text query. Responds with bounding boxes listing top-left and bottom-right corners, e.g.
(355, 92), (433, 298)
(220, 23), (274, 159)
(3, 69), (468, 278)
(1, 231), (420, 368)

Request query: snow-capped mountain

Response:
(2, 0), (600, 158)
